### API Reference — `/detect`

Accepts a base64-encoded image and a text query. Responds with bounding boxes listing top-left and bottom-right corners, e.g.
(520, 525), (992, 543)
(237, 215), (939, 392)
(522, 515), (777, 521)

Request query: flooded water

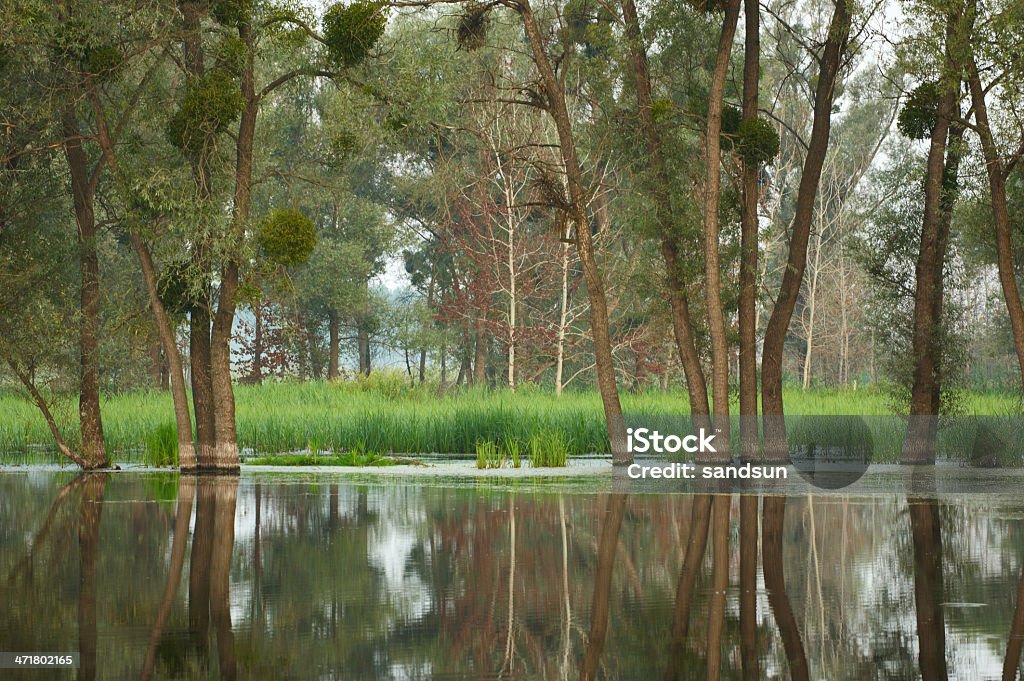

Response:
(1, 471), (1022, 680)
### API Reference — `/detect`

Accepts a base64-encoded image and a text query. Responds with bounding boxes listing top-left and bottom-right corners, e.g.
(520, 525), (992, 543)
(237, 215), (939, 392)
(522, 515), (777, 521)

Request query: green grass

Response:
(0, 376), (1019, 465)
(529, 431), (569, 467)
(246, 451), (400, 467)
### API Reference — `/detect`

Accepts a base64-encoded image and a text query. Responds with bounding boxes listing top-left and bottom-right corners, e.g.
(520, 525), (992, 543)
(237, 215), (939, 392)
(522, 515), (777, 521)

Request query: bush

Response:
(898, 82), (941, 140)
(257, 208), (318, 267)
(736, 117), (780, 164)
(323, 2), (386, 68)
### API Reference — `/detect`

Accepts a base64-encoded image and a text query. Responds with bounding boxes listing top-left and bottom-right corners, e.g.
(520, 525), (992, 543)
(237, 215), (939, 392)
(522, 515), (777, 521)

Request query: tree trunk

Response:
(761, 0), (850, 461)
(250, 302), (264, 383)
(739, 0), (762, 461)
(473, 314), (487, 386)
(966, 58), (1024, 390)
(902, 5), (966, 463)
(620, 0), (710, 420)
(328, 310), (341, 380)
(60, 109), (108, 470)
(556, 241), (570, 397)
(519, 0), (628, 461)
(702, 0), (742, 462)
(802, 227), (823, 391)
(739, 495), (760, 680)
(191, 306), (216, 465)
(4, 358), (91, 469)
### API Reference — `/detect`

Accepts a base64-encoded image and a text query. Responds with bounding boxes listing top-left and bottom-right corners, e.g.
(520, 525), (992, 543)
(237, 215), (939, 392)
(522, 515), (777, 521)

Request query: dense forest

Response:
(1, 0), (1023, 470)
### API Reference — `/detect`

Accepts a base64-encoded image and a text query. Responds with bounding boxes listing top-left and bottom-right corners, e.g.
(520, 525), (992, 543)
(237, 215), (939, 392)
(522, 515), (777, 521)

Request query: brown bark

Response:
(209, 477), (239, 681)
(739, 0), (761, 462)
(473, 314), (487, 386)
(909, 498), (948, 680)
(518, 0), (628, 462)
(761, 0), (850, 461)
(663, 494), (713, 681)
(620, 0), (710, 419)
(702, 0), (742, 462)
(581, 493), (628, 681)
(191, 306), (216, 464)
(966, 59), (1024, 390)
(762, 496), (809, 681)
(901, 4), (967, 463)
(250, 303), (264, 383)
(328, 310), (341, 380)
(60, 109), (109, 470)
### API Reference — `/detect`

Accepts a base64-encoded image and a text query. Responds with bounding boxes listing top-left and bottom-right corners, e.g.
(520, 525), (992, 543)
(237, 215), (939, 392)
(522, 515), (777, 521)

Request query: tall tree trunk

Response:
(739, 0), (762, 461)
(902, 4), (966, 463)
(328, 310), (341, 380)
(761, 0), (850, 461)
(519, 0), (628, 461)
(966, 58), (1024, 390)
(61, 110), (108, 470)
(702, 0), (742, 462)
(705, 495), (731, 681)
(473, 314), (488, 386)
(555, 241), (570, 397)
(802, 227), (823, 391)
(250, 303), (264, 383)
(191, 306), (216, 465)
(620, 0), (710, 419)
(209, 477), (239, 681)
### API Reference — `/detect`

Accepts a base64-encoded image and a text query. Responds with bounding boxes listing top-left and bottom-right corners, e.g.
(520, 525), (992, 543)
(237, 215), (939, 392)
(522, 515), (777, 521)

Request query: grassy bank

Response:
(0, 375), (1019, 465)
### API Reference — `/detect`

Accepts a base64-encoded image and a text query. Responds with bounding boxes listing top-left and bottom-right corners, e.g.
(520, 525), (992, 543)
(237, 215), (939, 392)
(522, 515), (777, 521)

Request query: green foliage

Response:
(257, 208), (318, 267)
(83, 45), (123, 79)
(475, 440), (504, 469)
(736, 116), (780, 164)
(157, 261), (201, 315)
(211, 0), (254, 27)
(562, 0), (616, 55)
(214, 36), (247, 77)
(323, 1), (387, 68)
(528, 431), (569, 467)
(246, 451), (400, 466)
(897, 82), (940, 140)
(166, 70), (244, 151)
(720, 105), (741, 137)
(650, 98), (675, 124)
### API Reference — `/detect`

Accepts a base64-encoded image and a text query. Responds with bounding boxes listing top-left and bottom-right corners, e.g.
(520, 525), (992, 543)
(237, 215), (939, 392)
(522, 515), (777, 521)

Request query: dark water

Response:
(1, 472), (1023, 680)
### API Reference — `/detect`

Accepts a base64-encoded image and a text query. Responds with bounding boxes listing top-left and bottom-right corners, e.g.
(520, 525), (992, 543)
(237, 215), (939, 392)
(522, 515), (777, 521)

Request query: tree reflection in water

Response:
(3, 474), (1024, 679)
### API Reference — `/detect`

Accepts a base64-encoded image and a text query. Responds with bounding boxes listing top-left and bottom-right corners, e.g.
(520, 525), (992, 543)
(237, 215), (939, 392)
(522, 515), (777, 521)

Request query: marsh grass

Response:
(529, 431), (569, 467)
(0, 379), (1019, 464)
(246, 451), (399, 466)
(475, 440), (504, 469)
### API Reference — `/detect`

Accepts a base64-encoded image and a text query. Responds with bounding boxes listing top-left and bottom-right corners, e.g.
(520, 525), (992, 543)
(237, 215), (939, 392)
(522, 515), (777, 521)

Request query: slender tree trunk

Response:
(702, 0), (742, 462)
(556, 241), (570, 397)
(761, 0), (850, 461)
(191, 306), (216, 464)
(60, 110), (108, 470)
(4, 358), (90, 468)
(473, 314), (488, 386)
(250, 303), (264, 383)
(902, 4), (967, 463)
(358, 318), (372, 376)
(966, 59), (1024, 389)
(739, 0), (762, 461)
(518, 0), (628, 461)
(620, 0), (710, 419)
(328, 310), (340, 380)
(802, 227), (823, 391)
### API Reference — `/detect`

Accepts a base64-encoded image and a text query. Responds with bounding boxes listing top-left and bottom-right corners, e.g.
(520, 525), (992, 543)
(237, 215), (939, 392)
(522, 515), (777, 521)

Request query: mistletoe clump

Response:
(214, 36), (247, 76)
(84, 45), (123, 79)
(211, 0), (254, 27)
(166, 69), (244, 151)
(456, 4), (490, 51)
(736, 117), (780, 164)
(897, 82), (941, 140)
(323, 1), (387, 68)
(718, 104), (742, 149)
(158, 261), (202, 315)
(257, 208), (318, 267)
(562, 0), (615, 54)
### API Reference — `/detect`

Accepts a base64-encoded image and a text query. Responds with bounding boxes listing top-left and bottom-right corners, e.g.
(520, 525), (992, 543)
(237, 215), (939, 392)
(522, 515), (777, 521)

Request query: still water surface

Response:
(0, 471), (1022, 680)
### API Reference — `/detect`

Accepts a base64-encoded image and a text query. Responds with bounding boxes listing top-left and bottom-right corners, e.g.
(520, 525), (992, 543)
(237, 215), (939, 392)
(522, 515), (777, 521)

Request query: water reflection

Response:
(2, 473), (1024, 679)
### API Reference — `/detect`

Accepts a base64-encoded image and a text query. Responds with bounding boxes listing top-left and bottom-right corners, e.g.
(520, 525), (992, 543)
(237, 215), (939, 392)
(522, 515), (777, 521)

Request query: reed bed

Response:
(0, 375), (1018, 465)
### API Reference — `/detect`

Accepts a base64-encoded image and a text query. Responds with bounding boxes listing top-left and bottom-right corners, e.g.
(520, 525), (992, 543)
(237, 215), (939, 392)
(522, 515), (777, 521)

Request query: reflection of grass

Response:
(247, 452), (401, 467)
(0, 377), (1020, 463)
